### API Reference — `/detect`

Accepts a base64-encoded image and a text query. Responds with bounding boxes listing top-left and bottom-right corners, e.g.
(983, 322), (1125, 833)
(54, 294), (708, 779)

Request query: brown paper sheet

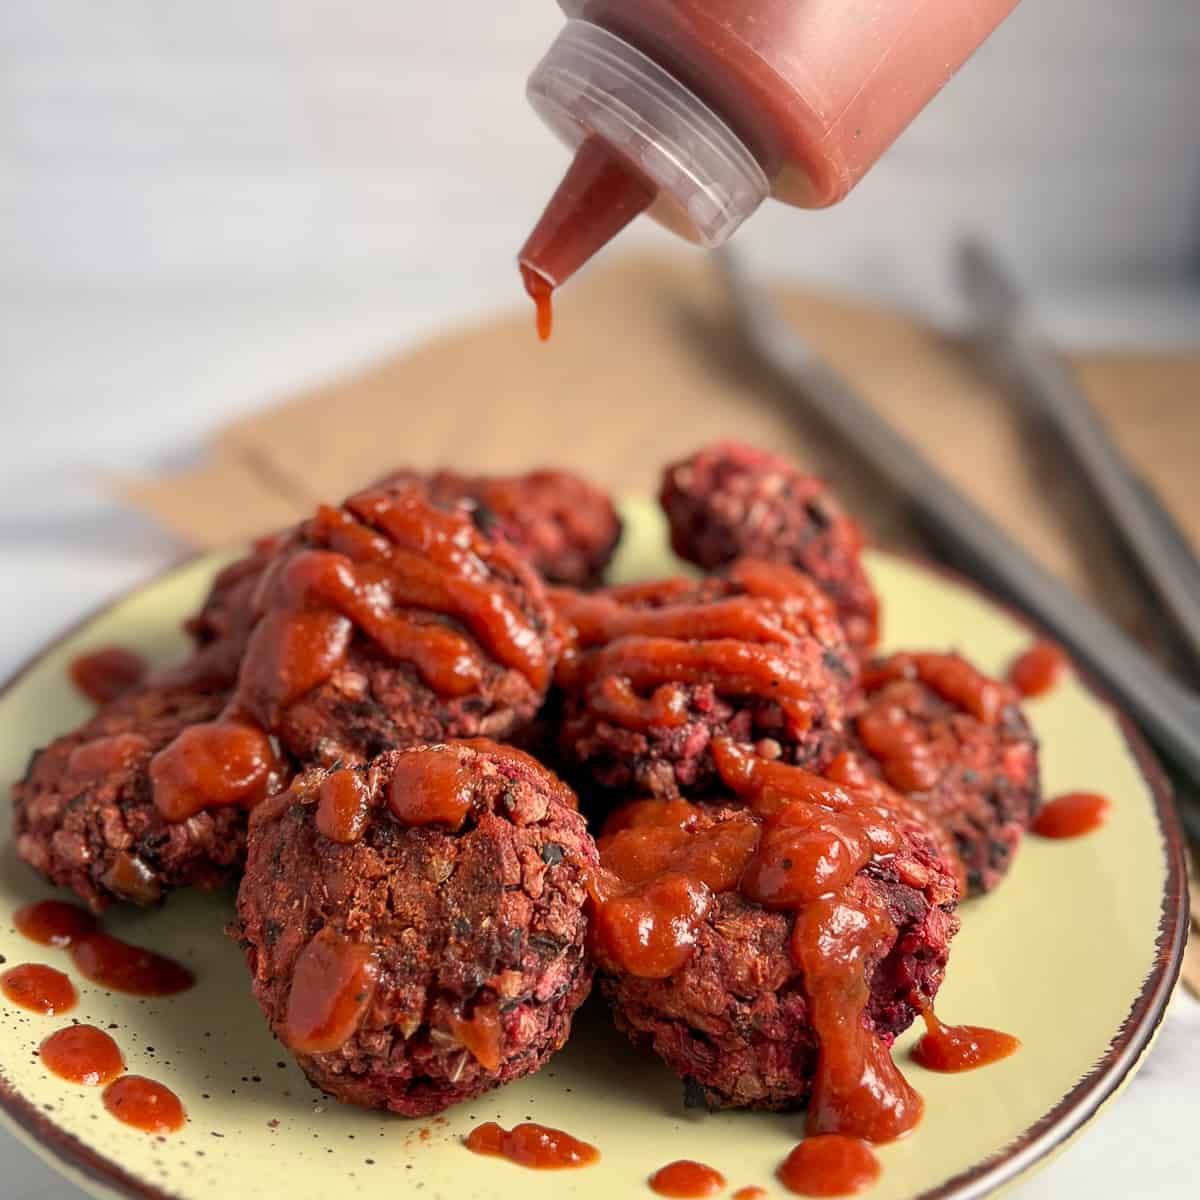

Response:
(115, 252), (1200, 992)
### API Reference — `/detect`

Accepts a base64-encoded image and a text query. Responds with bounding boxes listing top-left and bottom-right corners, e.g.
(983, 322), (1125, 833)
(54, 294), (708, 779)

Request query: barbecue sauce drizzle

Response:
(149, 487), (549, 823)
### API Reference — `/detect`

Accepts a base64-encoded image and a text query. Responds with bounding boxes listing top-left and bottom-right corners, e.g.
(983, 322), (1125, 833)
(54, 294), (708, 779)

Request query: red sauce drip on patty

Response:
(40, 1024), (124, 1086)
(102, 1075), (186, 1133)
(910, 998), (1020, 1072)
(855, 687), (943, 793)
(1007, 639), (1067, 698)
(1033, 791), (1110, 839)
(149, 487), (548, 824)
(387, 747), (476, 830)
(14, 900), (97, 948)
(649, 1160), (726, 1197)
(856, 652), (1018, 801)
(66, 733), (151, 780)
(446, 1004), (502, 1072)
(68, 647), (147, 705)
(790, 891), (923, 1143)
(70, 933), (194, 996)
(1, 964), (77, 1015)
(590, 873), (713, 978)
(149, 719), (283, 822)
(315, 768), (372, 843)
(592, 736), (930, 1146)
(777, 1136), (880, 1196)
(284, 928), (378, 1054)
(465, 1121), (599, 1169)
(550, 559), (843, 733)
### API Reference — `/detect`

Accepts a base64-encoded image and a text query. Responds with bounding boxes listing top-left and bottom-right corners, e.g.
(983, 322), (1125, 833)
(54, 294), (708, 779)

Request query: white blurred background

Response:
(3, 1), (1199, 477)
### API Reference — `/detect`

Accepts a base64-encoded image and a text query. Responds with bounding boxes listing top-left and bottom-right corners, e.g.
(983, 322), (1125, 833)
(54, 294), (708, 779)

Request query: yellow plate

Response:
(0, 499), (1188, 1200)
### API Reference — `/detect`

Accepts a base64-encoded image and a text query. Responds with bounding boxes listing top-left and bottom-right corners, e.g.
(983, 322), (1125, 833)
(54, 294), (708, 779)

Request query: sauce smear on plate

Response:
(15, 900), (97, 947)
(70, 933), (194, 996)
(465, 1121), (598, 1169)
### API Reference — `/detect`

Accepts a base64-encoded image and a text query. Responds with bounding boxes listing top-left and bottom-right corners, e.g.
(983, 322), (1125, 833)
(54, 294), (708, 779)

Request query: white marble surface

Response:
(1, 2), (1198, 1197)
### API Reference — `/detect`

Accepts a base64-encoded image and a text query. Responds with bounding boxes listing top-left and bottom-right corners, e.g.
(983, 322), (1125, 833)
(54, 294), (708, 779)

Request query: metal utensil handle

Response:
(793, 359), (1200, 780)
(990, 335), (1200, 671)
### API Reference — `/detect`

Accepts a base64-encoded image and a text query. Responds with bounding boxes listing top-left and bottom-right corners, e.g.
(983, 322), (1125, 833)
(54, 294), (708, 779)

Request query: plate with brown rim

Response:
(0, 498), (1188, 1200)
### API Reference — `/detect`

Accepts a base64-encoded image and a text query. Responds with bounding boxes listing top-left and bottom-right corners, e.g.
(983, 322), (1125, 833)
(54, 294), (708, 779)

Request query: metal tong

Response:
(957, 238), (1200, 678)
(712, 245), (1200, 823)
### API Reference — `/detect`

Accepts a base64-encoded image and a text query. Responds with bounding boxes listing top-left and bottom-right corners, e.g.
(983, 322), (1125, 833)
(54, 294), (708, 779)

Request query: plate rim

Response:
(0, 549), (1188, 1200)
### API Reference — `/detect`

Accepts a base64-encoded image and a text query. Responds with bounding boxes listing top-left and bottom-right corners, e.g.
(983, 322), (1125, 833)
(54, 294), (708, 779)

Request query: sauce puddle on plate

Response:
(911, 999), (1020, 1072)
(103, 1075), (186, 1133)
(40, 1025), (125, 1086)
(1033, 792), (1111, 839)
(1007, 639), (1067, 698)
(778, 1135), (880, 1197)
(1, 963), (77, 1015)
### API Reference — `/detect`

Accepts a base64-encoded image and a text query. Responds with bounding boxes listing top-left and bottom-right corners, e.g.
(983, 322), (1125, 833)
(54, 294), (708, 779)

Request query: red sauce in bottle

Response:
(1007, 639), (1067, 698)
(524, 1), (1019, 296)
(103, 1075), (186, 1133)
(68, 646), (147, 705)
(910, 999), (1020, 1073)
(315, 768), (373, 843)
(649, 1160), (726, 1197)
(518, 136), (655, 337)
(1033, 792), (1111, 839)
(70, 933), (194, 997)
(1, 964), (77, 1015)
(40, 1024), (125, 1086)
(777, 1136), (880, 1197)
(464, 1121), (599, 1169)
(149, 486), (549, 825)
(14, 900), (97, 948)
(284, 928), (379, 1054)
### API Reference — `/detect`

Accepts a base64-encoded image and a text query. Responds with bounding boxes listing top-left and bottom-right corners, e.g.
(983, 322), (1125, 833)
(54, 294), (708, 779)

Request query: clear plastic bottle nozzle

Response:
(518, 20), (769, 334)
